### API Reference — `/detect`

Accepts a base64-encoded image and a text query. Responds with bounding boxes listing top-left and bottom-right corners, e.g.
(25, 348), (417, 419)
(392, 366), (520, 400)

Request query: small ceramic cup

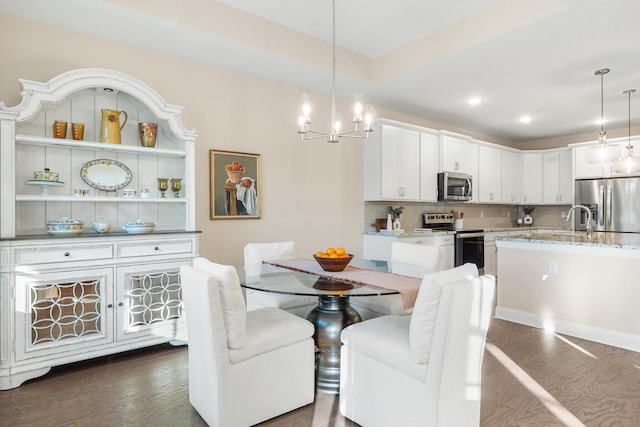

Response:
(123, 189), (136, 198)
(71, 122), (85, 140)
(53, 120), (68, 138)
(138, 122), (158, 147)
(74, 188), (85, 197)
(139, 188), (150, 198)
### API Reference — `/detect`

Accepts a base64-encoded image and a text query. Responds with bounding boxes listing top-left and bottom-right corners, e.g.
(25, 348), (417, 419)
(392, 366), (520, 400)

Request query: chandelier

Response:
(585, 68), (621, 164)
(613, 89), (640, 174)
(297, 0), (373, 143)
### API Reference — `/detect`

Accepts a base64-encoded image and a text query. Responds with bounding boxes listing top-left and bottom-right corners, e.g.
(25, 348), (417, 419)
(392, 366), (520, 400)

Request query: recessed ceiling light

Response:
(519, 116), (532, 124)
(466, 97), (483, 105)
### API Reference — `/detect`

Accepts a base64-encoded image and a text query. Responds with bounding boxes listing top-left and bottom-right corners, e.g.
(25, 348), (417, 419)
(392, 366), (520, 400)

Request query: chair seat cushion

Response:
(350, 294), (411, 316)
(341, 315), (426, 381)
(229, 307), (314, 364)
(409, 263), (478, 364)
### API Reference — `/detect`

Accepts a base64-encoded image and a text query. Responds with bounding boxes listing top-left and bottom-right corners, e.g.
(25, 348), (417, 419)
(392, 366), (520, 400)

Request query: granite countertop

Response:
(364, 226), (572, 237)
(496, 231), (640, 250)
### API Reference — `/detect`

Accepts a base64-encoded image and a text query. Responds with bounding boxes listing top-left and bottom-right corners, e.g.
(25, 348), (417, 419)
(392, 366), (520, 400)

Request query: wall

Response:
(0, 14), (370, 265)
(0, 13), (574, 265)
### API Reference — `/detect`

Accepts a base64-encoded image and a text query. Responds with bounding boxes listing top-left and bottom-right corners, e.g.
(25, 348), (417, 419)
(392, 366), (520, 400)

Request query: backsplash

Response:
(364, 201), (571, 231)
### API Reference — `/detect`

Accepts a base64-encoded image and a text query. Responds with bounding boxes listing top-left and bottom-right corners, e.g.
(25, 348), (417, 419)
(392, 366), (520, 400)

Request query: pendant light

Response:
(585, 68), (621, 164)
(297, 0), (373, 143)
(613, 89), (640, 174)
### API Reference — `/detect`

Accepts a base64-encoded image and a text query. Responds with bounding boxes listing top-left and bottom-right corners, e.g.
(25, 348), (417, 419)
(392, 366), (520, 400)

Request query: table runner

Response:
(264, 258), (422, 309)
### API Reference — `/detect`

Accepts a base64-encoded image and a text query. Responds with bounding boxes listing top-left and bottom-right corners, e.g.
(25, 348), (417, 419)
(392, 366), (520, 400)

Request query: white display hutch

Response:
(0, 68), (199, 389)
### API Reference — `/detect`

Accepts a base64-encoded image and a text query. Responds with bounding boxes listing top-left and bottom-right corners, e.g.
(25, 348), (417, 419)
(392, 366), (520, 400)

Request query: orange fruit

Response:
(315, 251), (325, 257)
(336, 247), (345, 256)
(327, 247), (336, 254)
(329, 253), (339, 258)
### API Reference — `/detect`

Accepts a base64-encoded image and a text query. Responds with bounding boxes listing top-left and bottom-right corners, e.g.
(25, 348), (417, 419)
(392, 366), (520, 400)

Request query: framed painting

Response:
(209, 149), (262, 219)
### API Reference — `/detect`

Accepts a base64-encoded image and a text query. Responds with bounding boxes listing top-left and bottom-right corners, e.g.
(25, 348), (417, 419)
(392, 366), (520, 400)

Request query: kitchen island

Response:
(495, 232), (640, 352)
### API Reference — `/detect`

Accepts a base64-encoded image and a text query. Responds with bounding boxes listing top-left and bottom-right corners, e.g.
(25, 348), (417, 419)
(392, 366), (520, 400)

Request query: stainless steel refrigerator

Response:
(574, 177), (640, 233)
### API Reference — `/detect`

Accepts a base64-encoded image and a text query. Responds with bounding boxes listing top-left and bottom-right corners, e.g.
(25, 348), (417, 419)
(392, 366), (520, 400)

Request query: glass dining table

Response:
(238, 259), (398, 394)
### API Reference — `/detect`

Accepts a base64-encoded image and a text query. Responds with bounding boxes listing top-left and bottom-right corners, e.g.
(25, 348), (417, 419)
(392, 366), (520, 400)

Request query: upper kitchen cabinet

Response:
(522, 152), (543, 204)
(543, 149), (572, 204)
(364, 120), (420, 201)
(440, 132), (474, 174)
(477, 144), (501, 203)
(419, 130), (439, 202)
(573, 138), (638, 179)
(501, 149), (522, 203)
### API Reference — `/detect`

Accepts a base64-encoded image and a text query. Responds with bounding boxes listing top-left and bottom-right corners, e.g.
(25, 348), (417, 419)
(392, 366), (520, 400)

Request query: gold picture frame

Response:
(209, 149), (262, 219)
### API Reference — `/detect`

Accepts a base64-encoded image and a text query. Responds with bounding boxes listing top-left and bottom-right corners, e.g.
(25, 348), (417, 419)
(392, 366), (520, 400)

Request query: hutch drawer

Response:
(15, 244), (115, 265)
(116, 239), (193, 258)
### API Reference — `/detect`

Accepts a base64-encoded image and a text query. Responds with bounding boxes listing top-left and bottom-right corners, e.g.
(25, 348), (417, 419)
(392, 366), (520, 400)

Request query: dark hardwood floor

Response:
(2, 319), (640, 426)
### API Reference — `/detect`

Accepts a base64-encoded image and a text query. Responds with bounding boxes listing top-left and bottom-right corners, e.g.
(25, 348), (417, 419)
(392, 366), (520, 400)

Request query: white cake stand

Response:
(26, 180), (65, 195)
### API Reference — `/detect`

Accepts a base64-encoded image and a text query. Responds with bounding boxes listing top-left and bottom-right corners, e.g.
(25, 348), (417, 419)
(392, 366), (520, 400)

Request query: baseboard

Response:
(495, 306), (640, 353)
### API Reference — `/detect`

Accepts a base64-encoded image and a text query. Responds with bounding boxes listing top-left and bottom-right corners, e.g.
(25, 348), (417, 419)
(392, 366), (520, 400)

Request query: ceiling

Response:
(3, 0), (640, 145)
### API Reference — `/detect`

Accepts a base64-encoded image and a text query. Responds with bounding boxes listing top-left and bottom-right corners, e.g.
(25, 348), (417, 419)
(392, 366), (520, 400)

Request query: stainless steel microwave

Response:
(437, 171), (472, 201)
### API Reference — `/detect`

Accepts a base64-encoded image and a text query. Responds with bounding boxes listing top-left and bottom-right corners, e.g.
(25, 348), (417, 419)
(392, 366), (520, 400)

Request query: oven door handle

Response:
(456, 232), (484, 238)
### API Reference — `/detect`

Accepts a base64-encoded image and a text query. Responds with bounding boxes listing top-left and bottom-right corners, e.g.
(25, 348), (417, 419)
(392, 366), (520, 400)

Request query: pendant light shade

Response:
(586, 68), (621, 164)
(613, 89), (640, 174)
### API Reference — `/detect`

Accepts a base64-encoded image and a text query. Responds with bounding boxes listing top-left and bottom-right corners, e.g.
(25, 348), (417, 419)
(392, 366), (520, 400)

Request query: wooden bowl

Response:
(313, 254), (353, 272)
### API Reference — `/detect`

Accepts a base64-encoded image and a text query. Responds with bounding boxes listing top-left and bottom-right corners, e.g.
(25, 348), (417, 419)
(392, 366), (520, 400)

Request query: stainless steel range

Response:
(422, 213), (485, 270)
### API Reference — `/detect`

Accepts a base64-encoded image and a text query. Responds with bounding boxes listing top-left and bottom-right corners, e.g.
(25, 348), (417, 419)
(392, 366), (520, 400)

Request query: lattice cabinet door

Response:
(115, 260), (190, 342)
(15, 268), (114, 360)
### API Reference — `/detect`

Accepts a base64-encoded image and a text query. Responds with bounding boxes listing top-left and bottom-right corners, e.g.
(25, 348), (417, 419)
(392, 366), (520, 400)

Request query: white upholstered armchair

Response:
(339, 264), (495, 427)
(350, 241), (441, 320)
(244, 241), (318, 317)
(181, 258), (315, 426)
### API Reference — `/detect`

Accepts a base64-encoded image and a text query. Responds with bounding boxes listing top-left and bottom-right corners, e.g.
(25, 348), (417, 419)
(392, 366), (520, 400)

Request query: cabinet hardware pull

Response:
(154, 246), (159, 251)
(107, 304), (113, 308)
(118, 302), (123, 307)
(64, 252), (70, 257)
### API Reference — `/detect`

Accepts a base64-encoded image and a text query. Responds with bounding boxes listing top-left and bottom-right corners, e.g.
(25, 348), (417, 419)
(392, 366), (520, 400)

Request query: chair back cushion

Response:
(390, 241), (440, 278)
(193, 257), (246, 349)
(244, 241), (296, 276)
(244, 241), (295, 264)
(408, 263), (478, 363)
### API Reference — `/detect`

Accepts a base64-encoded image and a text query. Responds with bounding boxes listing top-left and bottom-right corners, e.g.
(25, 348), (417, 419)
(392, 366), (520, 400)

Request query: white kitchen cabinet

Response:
(440, 133), (474, 174)
(365, 121), (420, 201)
(501, 150), (521, 203)
(419, 131), (439, 201)
(522, 152), (544, 204)
(572, 139), (637, 179)
(0, 68), (199, 389)
(478, 145), (501, 203)
(543, 149), (572, 204)
(484, 231), (511, 277)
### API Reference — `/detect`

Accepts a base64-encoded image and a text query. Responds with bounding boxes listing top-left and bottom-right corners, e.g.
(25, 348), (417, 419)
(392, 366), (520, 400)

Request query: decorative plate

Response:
(80, 159), (132, 192)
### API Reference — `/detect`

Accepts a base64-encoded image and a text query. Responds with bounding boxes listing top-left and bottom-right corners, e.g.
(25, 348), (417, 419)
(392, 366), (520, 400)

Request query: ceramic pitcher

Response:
(99, 109), (128, 144)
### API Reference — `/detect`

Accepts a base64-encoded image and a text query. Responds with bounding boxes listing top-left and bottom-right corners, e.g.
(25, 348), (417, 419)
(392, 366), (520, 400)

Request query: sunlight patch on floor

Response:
(486, 343), (586, 427)
(553, 333), (597, 359)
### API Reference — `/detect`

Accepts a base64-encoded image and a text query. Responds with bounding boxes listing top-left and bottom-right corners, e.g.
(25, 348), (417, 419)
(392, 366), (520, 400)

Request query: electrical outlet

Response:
(506, 211), (511, 218)
(560, 211), (566, 218)
(549, 261), (558, 274)
(480, 211), (484, 218)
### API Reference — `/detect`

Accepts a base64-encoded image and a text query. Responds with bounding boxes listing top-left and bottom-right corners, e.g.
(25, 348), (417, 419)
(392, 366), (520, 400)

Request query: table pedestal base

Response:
(306, 295), (361, 394)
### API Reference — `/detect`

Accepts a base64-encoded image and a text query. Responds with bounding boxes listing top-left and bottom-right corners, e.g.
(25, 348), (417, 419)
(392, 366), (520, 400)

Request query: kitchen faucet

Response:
(565, 204), (593, 236)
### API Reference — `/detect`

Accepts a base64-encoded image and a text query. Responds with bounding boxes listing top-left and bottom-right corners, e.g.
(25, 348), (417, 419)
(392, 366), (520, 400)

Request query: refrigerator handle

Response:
(598, 184), (605, 227)
(607, 183), (613, 227)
